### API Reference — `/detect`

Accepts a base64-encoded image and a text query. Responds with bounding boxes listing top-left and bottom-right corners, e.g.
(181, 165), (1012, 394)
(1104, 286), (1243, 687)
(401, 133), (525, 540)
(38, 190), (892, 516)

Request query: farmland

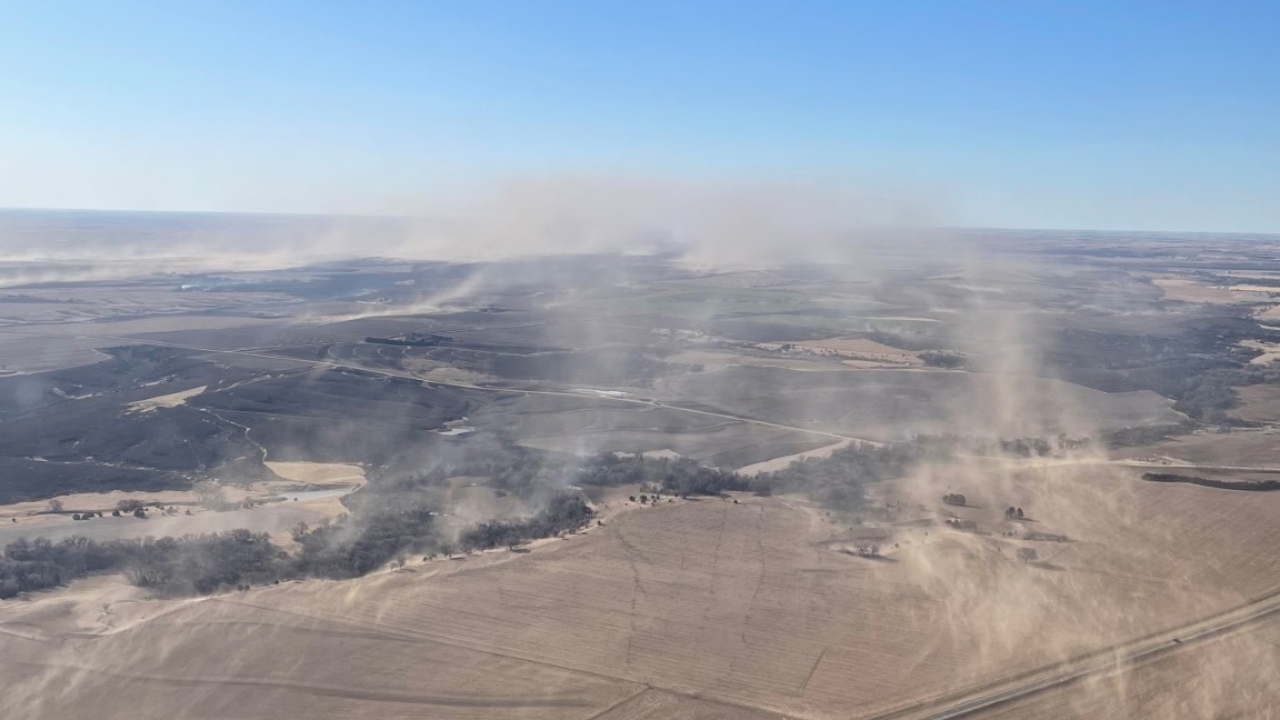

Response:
(4, 217), (1280, 717)
(7, 460), (1280, 719)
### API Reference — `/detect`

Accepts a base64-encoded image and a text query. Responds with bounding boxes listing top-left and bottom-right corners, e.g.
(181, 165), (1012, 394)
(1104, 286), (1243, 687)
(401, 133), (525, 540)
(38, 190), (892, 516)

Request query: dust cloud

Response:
(1, 175), (951, 281)
(3, 179), (1274, 719)
(876, 255), (1280, 715)
(394, 175), (952, 267)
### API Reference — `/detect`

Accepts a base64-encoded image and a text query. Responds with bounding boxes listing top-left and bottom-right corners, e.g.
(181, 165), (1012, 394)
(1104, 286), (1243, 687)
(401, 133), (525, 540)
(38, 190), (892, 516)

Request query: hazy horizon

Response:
(3, 2), (1278, 232)
(5, 205), (1280, 239)
(5, 5), (1280, 719)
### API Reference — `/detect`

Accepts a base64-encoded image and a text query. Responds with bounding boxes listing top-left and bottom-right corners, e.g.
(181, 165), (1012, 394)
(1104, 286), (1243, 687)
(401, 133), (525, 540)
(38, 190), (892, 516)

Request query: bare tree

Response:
(194, 481), (225, 510)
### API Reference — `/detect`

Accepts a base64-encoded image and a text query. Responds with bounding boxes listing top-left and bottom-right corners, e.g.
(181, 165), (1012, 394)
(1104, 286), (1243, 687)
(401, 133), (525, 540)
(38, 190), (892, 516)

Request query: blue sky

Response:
(2, 1), (1277, 231)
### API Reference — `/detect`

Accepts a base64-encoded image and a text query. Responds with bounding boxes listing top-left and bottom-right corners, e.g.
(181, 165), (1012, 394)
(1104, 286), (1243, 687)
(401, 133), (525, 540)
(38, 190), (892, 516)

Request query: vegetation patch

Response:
(1, 441), (939, 599)
(1141, 472), (1280, 492)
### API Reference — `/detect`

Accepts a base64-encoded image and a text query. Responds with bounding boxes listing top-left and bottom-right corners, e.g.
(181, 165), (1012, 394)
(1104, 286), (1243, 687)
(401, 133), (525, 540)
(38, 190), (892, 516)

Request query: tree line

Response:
(2, 439), (938, 599)
(2, 531), (285, 599)
(749, 443), (926, 511)
(458, 494), (594, 551)
(1141, 472), (1280, 492)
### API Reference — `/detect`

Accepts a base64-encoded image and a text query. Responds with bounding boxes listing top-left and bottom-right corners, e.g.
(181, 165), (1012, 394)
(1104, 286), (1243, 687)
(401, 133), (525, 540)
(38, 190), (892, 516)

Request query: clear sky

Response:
(2, 1), (1277, 231)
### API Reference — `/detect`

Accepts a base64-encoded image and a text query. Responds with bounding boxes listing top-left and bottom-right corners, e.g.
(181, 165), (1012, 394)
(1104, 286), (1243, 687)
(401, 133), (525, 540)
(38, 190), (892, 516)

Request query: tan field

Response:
(2, 462), (364, 522)
(263, 461), (367, 487)
(1127, 428), (1280, 467)
(968, 617), (1280, 719)
(737, 438), (853, 475)
(757, 337), (922, 368)
(6, 460), (1280, 719)
(0, 462), (366, 549)
(1230, 283), (1280, 293)
(1149, 277), (1270, 304)
(1232, 384), (1280, 423)
(126, 385), (207, 413)
(798, 338), (908, 354)
(1240, 339), (1280, 365)
(1254, 304), (1280, 322)
(664, 348), (841, 372)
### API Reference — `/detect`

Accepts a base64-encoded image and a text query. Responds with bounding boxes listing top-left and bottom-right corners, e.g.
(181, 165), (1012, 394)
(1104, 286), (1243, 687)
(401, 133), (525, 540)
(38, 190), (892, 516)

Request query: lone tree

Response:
(48, 499), (64, 513)
(1017, 547), (1038, 563)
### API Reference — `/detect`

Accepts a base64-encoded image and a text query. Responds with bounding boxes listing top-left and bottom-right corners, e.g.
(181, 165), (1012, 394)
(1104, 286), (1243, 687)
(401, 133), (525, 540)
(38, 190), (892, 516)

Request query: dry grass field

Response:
(126, 385), (207, 413)
(736, 439), (852, 474)
(0, 461), (365, 547)
(1127, 428), (1280, 467)
(968, 617), (1280, 719)
(1148, 277), (1270, 305)
(664, 348), (842, 372)
(6, 461), (1280, 719)
(0, 501), (329, 549)
(1253, 304), (1280, 323)
(785, 337), (922, 367)
(1231, 384), (1280, 423)
(1240, 339), (1280, 365)
(263, 460), (366, 488)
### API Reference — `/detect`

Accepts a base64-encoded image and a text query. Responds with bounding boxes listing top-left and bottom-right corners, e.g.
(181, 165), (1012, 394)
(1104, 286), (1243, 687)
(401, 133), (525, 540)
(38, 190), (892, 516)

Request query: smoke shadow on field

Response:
(862, 555), (899, 564)
(835, 548), (899, 563)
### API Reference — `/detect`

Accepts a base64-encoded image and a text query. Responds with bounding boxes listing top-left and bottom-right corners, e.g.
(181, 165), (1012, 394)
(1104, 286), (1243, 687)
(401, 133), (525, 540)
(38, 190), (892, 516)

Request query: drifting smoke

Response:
(395, 175), (953, 267)
(861, 250), (1280, 715)
(0, 175), (954, 282)
(4, 180), (1275, 719)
